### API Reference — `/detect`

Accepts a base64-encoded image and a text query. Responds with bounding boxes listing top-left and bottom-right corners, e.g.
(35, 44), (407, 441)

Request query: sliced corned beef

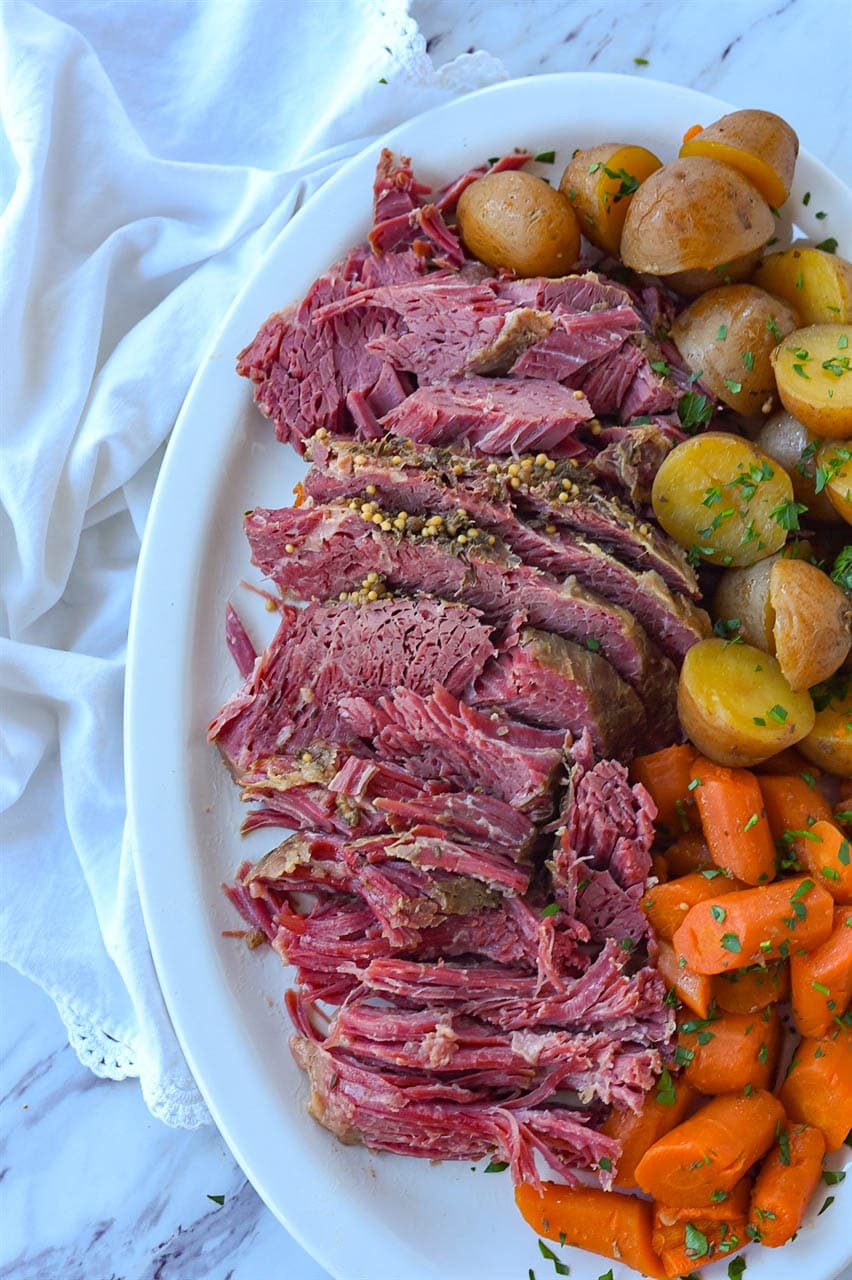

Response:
(435, 151), (533, 213)
(589, 422), (682, 506)
(511, 306), (640, 382)
(378, 376), (592, 457)
(495, 272), (633, 314)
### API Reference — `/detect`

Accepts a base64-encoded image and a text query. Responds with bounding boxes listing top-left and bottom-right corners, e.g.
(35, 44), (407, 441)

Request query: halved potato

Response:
(799, 677), (852, 777)
(817, 439), (852, 524)
(679, 109), (798, 207)
(664, 251), (761, 300)
(770, 558), (852, 690)
(678, 638), (816, 767)
(753, 247), (852, 324)
(620, 157), (774, 290)
(710, 543), (814, 649)
(755, 412), (840, 522)
(456, 170), (581, 277)
(559, 144), (662, 256)
(651, 433), (794, 568)
(672, 285), (798, 416)
(771, 323), (852, 438)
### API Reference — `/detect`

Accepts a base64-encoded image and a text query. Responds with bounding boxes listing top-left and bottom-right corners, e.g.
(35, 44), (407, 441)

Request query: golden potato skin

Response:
(672, 285), (798, 416)
(770, 559), (852, 691)
(771, 323), (852, 438)
(559, 143), (662, 256)
(755, 412), (840, 522)
(712, 558), (776, 649)
(651, 433), (794, 568)
(678, 639), (816, 767)
(664, 250), (761, 299)
(620, 157), (774, 279)
(817, 440), (852, 524)
(680, 109), (799, 207)
(753, 247), (852, 324)
(799, 679), (852, 777)
(456, 171), (581, 278)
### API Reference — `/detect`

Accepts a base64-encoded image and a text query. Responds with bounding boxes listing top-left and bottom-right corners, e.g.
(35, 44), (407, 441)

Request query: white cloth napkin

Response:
(0, 0), (505, 1127)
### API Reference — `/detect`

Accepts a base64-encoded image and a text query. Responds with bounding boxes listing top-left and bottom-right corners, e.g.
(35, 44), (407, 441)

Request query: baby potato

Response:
(456, 170), (580, 278)
(799, 677), (852, 777)
(770, 558), (852, 690)
(772, 323), (852, 438)
(755, 412), (840, 522)
(679, 109), (799, 208)
(753, 247), (852, 324)
(620, 157), (774, 288)
(651, 433), (794, 568)
(559, 144), (662, 256)
(664, 250), (762, 300)
(672, 285), (798, 416)
(816, 439), (852, 524)
(712, 542), (816, 650)
(678, 638), (816, 767)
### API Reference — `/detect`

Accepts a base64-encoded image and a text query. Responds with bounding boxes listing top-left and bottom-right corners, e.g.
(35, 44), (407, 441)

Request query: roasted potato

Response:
(672, 285), (798, 416)
(559, 144), (663, 255)
(799, 676), (852, 777)
(771, 323), (852, 438)
(753, 247), (852, 324)
(817, 439), (852, 524)
(679, 109), (798, 208)
(678, 638), (816, 767)
(755, 412), (840, 522)
(651, 433), (794, 568)
(620, 157), (774, 292)
(456, 170), (581, 277)
(770, 558), (852, 690)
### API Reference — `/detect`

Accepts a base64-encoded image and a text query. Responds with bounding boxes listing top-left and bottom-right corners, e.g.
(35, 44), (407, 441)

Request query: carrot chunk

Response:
(657, 941), (713, 1018)
(634, 1089), (785, 1206)
(652, 1176), (749, 1277)
(601, 1075), (697, 1189)
(681, 123), (704, 144)
(748, 1123), (825, 1247)
(673, 875), (834, 974)
(790, 906), (852, 1036)
(643, 872), (742, 942)
(664, 830), (714, 877)
(515, 1182), (665, 1279)
(779, 1022), (852, 1150)
(801, 819), (852, 902)
(691, 758), (775, 885)
(679, 1006), (782, 1094)
(713, 961), (789, 1014)
(630, 743), (698, 836)
(759, 773), (833, 867)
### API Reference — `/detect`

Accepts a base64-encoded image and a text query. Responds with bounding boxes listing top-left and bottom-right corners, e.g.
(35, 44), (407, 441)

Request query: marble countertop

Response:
(3, 2), (851, 1278)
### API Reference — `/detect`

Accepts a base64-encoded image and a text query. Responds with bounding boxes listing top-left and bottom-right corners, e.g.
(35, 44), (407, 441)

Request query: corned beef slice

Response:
(245, 503), (679, 741)
(435, 151), (532, 214)
(511, 306), (640, 382)
(589, 422), (681, 506)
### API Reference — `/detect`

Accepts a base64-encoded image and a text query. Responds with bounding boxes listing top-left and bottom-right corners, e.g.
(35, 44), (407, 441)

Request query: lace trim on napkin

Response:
(373, 0), (508, 90)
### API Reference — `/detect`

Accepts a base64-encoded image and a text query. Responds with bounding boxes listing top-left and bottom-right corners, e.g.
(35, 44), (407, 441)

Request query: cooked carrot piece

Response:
(691, 758), (775, 885)
(748, 1123), (825, 1247)
(651, 852), (669, 883)
(643, 872), (742, 941)
(634, 1089), (785, 1205)
(653, 1177), (750, 1277)
(681, 123), (704, 144)
(514, 1182), (665, 1279)
(779, 1023), (852, 1150)
(713, 961), (789, 1014)
(673, 875), (834, 974)
(759, 773), (833, 867)
(800, 820), (852, 902)
(664, 830), (715, 877)
(601, 1075), (698, 1189)
(657, 941), (713, 1018)
(631, 743), (698, 836)
(791, 907), (852, 1036)
(679, 1006), (782, 1094)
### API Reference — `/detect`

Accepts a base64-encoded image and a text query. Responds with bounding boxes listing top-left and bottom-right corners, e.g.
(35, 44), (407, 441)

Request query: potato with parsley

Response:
(753, 246), (852, 324)
(817, 439), (852, 524)
(770, 558), (852, 690)
(799, 676), (852, 777)
(651, 433), (796, 568)
(678, 638), (816, 767)
(771, 323), (852, 437)
(559, 144), (662, 255)
(456, 170), (581, 277)
(672, 285), (798, 417)
(755, 412), (840, 522)
(711, 542), (814, 650)
(679, 109), (799, 207)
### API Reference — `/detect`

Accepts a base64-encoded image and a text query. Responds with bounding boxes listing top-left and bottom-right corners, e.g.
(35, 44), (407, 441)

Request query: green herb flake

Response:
(742, 350), (755, 371)
(541, 903), (560, 918)
(684, 1222), (710, 1258)
(710, 1189), (728, 1202)
(816, 210), (828, 219)
(656, 1066), (676, 1106)
(717, 324), (728, 340)
(586, 637), (601, 652)
(818, 1195), (835, 1215)
(537, 1240), (570, 1275)
(207, 1194), (225, 1206)
(728, 1258), (747, 1280)
(721, 932), (742, 953)
(677, 390), (714, 434)
(753, 716), (766, 726)
(743, 813), (759, 833)
(795, 271), (804, 290)
(823, 1170), (846, 1185)
(598, 1156), (612, 1172)
(634, 56), (649, 65)
(766, 315), (782, 340)
(724, 378), (743, 394)
(816, 237), (839, 254)
(778, 1128), (790, 1165)
(803, 191), (812, 206)
(768, 704), (789, 723)
(711, 905), (727, 923)
(838, 839), (851, 867)
(813, 981), (831, 996)
(484, 1159), (509, 1172)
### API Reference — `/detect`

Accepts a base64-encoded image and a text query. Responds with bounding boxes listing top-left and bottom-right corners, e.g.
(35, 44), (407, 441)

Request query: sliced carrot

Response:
(779, 1022), (852, 1149)
(514, 1182), (665, 1279)
(691, 758), (775, 885)
(681, 123), (704, 144)
(601, 1075), (697, 1189)
(635, 1089), (785, 1206)
(679, 1006), (782, 1094)
(643, 871), (743, 942)
(759, 773), (833, 867)
(748, 1124), (825, 1247)
(800, 820), (852, 902)
(657, 941), (713, 1018)
(630, 743), (698, 836)
(713, 961), (789, 1014)
(653, 1177), (750, 1277)
(664, 830), (714, 877)
(673, 875), (835, 974)
(791, 907), (852, 1036)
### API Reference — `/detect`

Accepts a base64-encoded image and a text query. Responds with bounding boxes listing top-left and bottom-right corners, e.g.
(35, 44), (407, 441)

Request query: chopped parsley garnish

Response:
(769, 498), (809, 531)
(766, 315), (782, 340)
(803, 191), (811, 206)
(724, 378), (743, 394)
(677, 390), (713, 434)
(818, 1195), (835, 1215)
(541, 903), (560, 918)
(537, 1240), (570, 1275)
(717, 324), (728, 340)
(778, 1128), (791, 1165)
(816, 237), (839, 254)
(743, 814), (759, 833)
(656, 1066), (676, 1106)
(830, 546), (852, 591)
(721, 932), (742, 953)
(728, 1258), (747, 1279)
(768, 704), (789, 722)
(207, 1194), (225, 1205)
(711, 905), (727, 922)
(742, 350), (755, 371)
(586, 637), (601, 652)
(535, 151), (556, 164)
(634, 56), (649, 64)
(823, 1170), (846, 1185)
(484, 1159), (509, 1172)
(684, 1222), (710, 1258)
(710, 1189), (728, 1202)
